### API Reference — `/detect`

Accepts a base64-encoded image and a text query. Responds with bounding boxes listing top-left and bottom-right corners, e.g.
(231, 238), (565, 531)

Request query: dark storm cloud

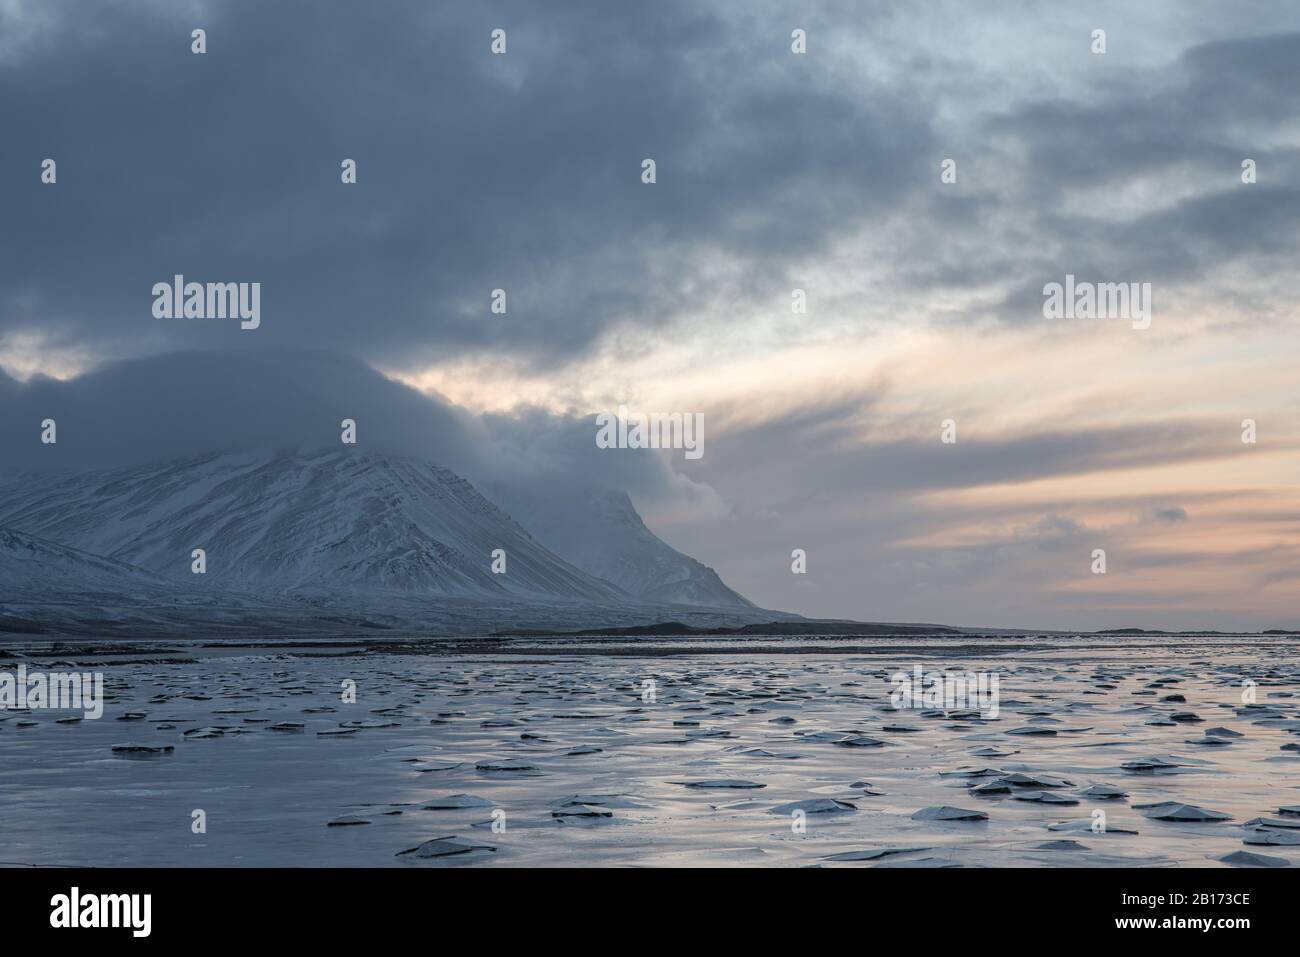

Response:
(982, 32), (1300, 322)
(0, 0), (932, 372)
(0, 350), (706, 513)
(0, 350), (483, 471)
(5, 2), (1296, 363)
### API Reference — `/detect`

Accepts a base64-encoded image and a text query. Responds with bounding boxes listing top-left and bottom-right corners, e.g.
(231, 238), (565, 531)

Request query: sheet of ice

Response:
(2, 631), (1298, 867)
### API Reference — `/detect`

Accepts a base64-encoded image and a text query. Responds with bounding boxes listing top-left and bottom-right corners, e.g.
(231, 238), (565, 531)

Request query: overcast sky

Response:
(3, 0), (1299, 630)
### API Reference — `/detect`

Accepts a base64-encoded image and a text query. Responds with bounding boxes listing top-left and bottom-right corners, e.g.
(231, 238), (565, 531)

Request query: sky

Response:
(2, 0), (1299, 631)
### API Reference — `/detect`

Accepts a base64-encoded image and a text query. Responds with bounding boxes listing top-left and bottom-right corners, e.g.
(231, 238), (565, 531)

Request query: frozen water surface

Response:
(1, 632), (1298, 867)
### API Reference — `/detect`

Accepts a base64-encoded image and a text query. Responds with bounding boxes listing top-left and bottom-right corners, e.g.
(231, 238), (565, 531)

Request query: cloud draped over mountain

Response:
(0, 351), (755, 630)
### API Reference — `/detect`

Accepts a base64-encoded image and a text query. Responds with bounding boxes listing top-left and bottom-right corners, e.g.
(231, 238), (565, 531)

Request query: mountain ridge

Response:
(0, 448), (768, 637)
(483, 482), (753, 608)
(0, 449), (625, 602)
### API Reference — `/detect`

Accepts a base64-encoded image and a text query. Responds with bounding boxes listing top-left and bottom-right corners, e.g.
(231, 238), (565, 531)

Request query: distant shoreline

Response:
(2, 629), (1296, 666)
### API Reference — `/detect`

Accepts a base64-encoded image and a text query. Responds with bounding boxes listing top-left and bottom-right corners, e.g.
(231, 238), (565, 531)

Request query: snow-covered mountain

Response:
(0, 526), (171, 602)
(0, 526), (205, 635)
(0, 448), (770, 638)
(0, 450), (626, 604)
(487, 484), (753, 608)
(0, 351), (769, 636)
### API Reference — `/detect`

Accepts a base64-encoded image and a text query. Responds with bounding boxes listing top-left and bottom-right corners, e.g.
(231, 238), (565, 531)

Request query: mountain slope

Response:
(0, 526), (171, 601)
(487, 484), (754, 609)
(0, 450), (626, 604)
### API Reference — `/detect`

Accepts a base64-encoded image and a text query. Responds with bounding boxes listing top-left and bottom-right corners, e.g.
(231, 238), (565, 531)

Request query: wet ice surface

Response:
(2, 633), (1299, 867)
